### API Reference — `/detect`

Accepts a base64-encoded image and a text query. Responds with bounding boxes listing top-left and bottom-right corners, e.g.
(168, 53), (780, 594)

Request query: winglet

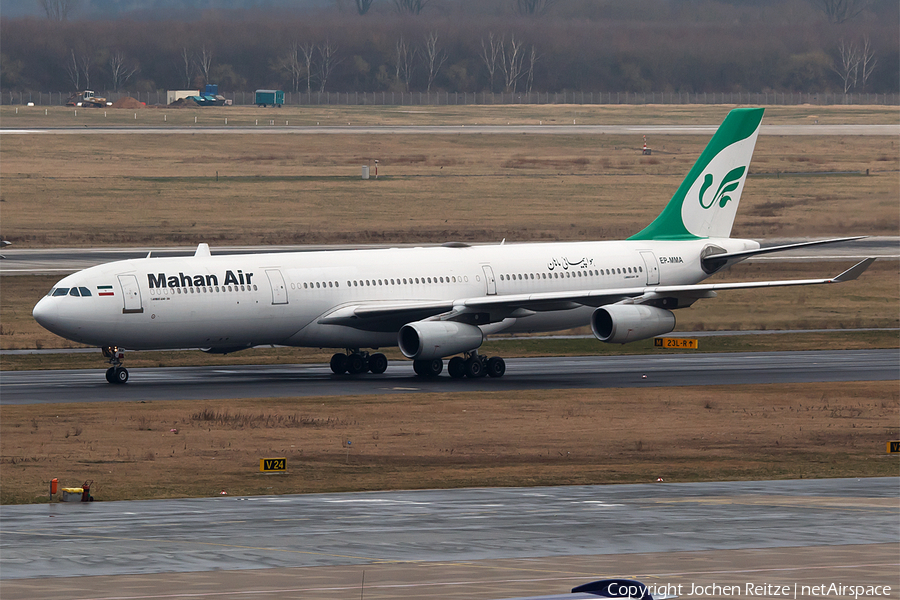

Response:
(831, 258), (876, 283)
(194, 243), (211, 258)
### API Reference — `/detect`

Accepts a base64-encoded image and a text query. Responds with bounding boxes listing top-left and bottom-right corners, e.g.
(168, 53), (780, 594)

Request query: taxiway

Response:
(1, 349), (897, 405)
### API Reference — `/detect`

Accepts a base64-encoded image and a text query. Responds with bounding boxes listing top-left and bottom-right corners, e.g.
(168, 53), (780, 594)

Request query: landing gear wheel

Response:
(330, 353), (349, 375)
(465, 357), (484, 378)
(347, 353), (368, 375)
(448, 356), (466, 379)
(103, 347), (128, 384)
(413, 358), (442, 377)
(368, 353), (388, 374)
(486, 356), (506, 378)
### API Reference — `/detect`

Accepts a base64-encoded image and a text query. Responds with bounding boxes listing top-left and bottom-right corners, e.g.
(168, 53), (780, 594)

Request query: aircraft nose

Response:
(32, 296), (60, 332)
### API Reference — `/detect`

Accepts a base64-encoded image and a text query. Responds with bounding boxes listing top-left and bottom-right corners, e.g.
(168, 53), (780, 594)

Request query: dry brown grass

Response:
(0, 107), (897, 248)
(2, 104), (898, 128)
(2, 382), (896, 504)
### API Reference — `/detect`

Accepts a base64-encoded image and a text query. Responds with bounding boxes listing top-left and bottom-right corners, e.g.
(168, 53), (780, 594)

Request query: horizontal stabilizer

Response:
(701, 236), (866, 269)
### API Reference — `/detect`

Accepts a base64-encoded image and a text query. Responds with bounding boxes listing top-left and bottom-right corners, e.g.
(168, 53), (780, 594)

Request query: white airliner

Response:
(33, 108), (874, 384)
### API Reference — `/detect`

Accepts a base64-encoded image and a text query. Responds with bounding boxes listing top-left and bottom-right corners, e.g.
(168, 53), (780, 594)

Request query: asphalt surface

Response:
(1, 350), (897, 405)
(1, 478), (897, 599)
(3, 124), (898, 136)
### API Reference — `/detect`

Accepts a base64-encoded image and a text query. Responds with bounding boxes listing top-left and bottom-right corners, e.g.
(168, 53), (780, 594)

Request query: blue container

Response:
(205, 84), (219, 95)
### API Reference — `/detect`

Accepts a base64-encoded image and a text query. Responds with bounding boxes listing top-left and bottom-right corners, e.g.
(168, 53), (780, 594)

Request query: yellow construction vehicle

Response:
(65, 90), (110, 107)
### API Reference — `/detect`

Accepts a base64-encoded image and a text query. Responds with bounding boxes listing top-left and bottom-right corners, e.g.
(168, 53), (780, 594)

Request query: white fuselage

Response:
(32, 238), (757, 351)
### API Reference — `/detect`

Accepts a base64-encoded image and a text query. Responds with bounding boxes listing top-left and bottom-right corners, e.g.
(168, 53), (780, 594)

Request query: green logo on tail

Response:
(698, 166), (746, 210)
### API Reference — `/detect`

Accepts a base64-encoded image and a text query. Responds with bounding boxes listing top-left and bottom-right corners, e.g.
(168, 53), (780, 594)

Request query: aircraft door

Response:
(482, 265), (497, 295)
(265, 269), (289, 305)
(117, 274), (144, 314)
(639, 251), (660, 285)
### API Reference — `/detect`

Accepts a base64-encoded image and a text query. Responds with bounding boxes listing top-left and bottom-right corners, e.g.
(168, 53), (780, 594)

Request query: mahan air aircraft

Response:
(33, 108), (874, 384)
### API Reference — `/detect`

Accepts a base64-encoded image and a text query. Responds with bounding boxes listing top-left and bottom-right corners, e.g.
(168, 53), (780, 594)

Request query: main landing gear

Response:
(102, 346), (129, 384)
(421, 352), (506, 379)
(330, 350), (388, 375)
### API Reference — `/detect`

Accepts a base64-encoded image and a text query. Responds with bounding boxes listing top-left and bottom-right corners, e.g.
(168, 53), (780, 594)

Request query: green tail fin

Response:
(629, 107), (764, 241)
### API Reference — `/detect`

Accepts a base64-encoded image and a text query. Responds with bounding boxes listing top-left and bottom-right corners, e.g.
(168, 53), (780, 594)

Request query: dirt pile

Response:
(111, 97), (143, 109)
(168, 97), (199, 108)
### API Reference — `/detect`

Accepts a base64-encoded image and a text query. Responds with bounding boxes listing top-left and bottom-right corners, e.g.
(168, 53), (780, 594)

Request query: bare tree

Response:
(514, 0), (557, 16)
(832, 39), (860, 93)
(480, 33), (501, 93)
(394, 0), (428, 15)
(278, 43), (305, 92)
(859, 36), (877, 91)
(499, 34), (526, 93)
(811, 0), (873, 23)
(317, 41), (340, 93)
(421, 32), (447, 92)
(108, 51), (138, 92)
(178, 47), (195, 89)
(300, 43), (316, 94)
(64, 49), (80, 90)
(525, 44), (539, 94)
(38, 0), (80, 21)
(78, 52), (93, 89)
(393, 35), (415, 91)
(355, 0), (375, 14)
(197, 45), (213, 87)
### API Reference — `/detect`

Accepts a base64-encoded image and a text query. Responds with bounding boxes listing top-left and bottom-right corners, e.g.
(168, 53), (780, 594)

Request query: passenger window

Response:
(53, 288), (69, 296)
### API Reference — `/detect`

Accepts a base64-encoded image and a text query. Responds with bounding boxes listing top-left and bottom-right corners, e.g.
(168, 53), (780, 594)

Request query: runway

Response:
(2, 124), (898, 136)
(1, 349), (897, 405)
(1, 478), (897, 599)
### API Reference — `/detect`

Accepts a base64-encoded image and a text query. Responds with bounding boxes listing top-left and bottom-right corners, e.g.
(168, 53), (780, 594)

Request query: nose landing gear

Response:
(102, 346), (128, 384)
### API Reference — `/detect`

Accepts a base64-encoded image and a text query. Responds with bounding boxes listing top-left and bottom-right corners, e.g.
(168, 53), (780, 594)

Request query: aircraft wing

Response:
(317, 258), (875, 330)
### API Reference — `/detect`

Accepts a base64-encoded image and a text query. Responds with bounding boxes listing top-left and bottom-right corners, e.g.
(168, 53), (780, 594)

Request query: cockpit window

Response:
(69, 288), (81, 297)
(52, 288), (70, 297)
(79, 287), (92, 296)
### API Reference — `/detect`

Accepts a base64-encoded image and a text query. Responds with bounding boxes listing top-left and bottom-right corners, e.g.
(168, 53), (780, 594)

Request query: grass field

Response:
(1, 106), (897, 248)
(2, 382), (897, 504)
(3, 103), (899, 128)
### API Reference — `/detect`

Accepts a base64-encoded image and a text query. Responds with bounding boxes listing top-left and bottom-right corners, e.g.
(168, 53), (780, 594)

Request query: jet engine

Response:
(591, 305), (675, 344)
(398, 321), (484, 360)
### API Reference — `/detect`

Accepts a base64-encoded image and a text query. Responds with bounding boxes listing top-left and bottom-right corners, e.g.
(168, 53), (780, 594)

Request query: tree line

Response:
(2, 0), (897, 96)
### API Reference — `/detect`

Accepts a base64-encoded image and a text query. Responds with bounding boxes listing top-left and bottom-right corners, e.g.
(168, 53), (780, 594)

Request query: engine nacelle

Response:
(398, 321), (484, 360)
(591, 305), (676, 344)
